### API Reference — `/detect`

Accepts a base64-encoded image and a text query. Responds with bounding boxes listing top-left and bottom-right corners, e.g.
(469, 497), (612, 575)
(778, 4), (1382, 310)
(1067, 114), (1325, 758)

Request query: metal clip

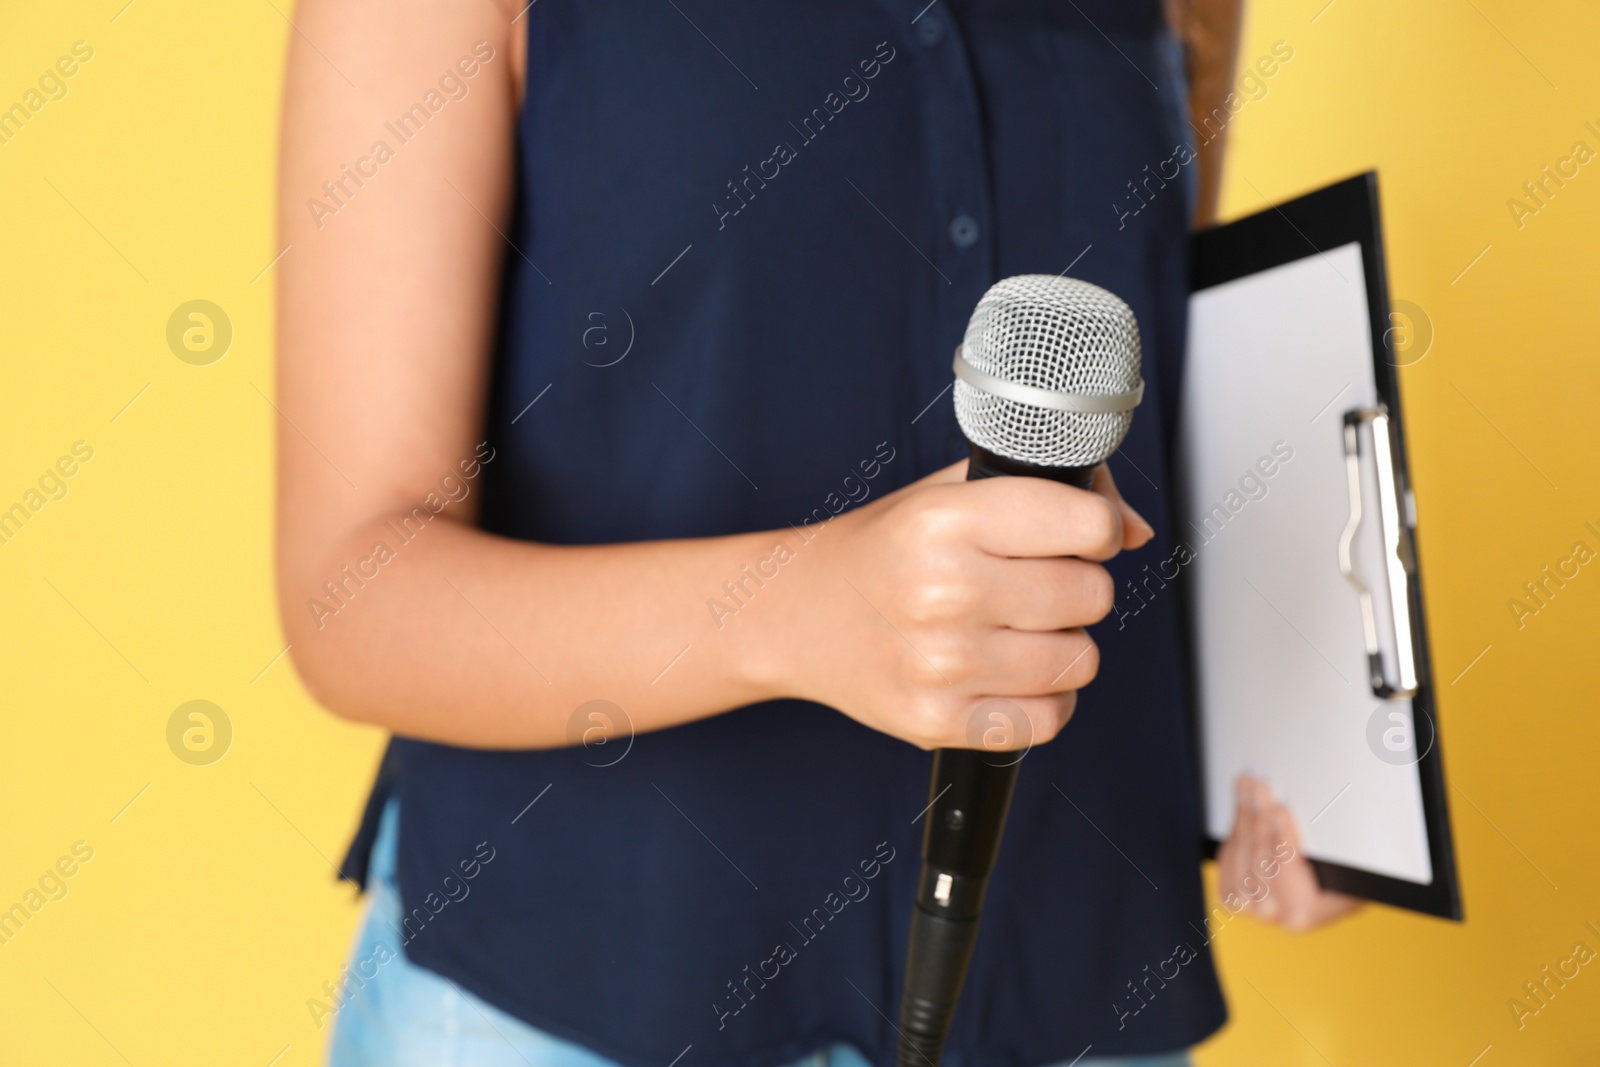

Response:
(1338, 406), (1420, 699)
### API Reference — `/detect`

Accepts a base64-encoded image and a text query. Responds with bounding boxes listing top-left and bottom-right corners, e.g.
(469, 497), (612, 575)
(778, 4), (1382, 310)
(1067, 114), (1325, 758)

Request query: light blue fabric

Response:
(328, 801), (1191, 1067)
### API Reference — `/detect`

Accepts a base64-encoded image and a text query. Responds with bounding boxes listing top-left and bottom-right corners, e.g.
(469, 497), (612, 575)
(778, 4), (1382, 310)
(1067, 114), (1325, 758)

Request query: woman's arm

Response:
(276, 0), (1148, 751)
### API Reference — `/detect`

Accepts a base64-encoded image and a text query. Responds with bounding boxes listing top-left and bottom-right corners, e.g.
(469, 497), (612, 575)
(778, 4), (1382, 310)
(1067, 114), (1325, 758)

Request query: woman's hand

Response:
(1216, 776), (1364, 932)
(749, 461), (1153, 750)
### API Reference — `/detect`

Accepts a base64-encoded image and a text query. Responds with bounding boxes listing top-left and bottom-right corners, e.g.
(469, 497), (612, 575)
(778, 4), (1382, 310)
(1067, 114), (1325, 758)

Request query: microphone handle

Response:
(896, 446), (1096, 1067)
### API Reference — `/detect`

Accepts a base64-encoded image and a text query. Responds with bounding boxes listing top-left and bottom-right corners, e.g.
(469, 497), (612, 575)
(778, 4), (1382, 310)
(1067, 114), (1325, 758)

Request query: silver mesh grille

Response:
(952, 274), (1143, 467)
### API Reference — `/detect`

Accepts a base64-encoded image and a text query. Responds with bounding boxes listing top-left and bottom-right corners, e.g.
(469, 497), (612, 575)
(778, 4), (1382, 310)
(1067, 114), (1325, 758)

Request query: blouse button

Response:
(948, 214), (980, 249)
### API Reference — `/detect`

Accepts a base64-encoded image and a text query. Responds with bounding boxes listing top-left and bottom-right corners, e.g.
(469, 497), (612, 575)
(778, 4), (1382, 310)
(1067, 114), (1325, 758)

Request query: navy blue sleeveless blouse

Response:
(341, 2), (1227, 1064)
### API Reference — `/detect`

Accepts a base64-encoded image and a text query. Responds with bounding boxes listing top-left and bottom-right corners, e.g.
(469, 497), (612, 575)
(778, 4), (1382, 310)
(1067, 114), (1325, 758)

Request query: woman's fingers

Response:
(907, 627), (1101, 697)
(1235, 777), (1267, 912)
(951, 476), (1125, 561)
(1249, 779), (1283, 920)
(977, 556), (1115, 630)
(962, 692), (1078, 751)
(1221, 777), (1366, 932)
(977, 629), (1101, 695)
(1092, 464), (1154, 549)
(1219, 775), (1270, 915)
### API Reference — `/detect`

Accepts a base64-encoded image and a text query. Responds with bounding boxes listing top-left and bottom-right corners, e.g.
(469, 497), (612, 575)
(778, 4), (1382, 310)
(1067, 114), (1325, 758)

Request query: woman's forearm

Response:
(277, 461), (1146, 753)
(281, 507), (801, 748)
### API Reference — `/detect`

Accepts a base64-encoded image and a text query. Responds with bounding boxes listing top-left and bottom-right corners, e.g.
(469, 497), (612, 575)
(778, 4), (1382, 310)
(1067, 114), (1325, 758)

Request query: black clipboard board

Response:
(1179, 172), (1462, 920)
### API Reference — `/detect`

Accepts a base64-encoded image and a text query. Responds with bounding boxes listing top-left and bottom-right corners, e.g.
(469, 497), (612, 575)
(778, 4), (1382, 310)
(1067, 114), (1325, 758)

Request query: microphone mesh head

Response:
(953, 274), (1143, 467)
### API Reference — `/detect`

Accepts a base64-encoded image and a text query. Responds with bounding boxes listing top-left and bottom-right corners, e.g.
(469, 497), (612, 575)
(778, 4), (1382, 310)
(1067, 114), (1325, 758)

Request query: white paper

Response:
(1179, 241), (1434, 885)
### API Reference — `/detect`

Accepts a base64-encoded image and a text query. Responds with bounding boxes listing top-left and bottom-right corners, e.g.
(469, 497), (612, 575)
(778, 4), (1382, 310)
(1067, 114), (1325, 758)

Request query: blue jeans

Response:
(328, 802), (1191, 1067)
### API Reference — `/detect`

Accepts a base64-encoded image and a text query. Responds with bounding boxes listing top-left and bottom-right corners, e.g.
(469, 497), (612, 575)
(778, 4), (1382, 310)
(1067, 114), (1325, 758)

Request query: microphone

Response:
(896, 275), (1145, 1066)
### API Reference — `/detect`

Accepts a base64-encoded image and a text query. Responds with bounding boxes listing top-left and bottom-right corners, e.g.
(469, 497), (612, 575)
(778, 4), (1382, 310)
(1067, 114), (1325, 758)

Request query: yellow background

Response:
(1, 0), (1596, 1063)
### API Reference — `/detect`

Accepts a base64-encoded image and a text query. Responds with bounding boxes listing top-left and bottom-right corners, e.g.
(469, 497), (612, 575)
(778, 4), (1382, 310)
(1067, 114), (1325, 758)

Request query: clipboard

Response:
(1177, 172), (1462, 919)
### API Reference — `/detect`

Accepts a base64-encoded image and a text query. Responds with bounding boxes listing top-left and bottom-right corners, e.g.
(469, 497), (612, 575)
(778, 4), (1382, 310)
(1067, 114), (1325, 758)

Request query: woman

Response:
(276, 1), (1351, 1064)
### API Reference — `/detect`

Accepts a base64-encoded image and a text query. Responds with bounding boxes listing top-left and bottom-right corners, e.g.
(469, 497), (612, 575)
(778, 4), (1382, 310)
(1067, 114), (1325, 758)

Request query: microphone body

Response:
(896, 276), (1144, 1066)
(895, 448), (1095, 1067)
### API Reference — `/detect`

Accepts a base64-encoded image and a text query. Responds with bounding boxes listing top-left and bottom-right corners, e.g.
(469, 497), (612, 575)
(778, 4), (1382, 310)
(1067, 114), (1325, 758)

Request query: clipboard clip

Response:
(1338, 405), (1420, 699)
